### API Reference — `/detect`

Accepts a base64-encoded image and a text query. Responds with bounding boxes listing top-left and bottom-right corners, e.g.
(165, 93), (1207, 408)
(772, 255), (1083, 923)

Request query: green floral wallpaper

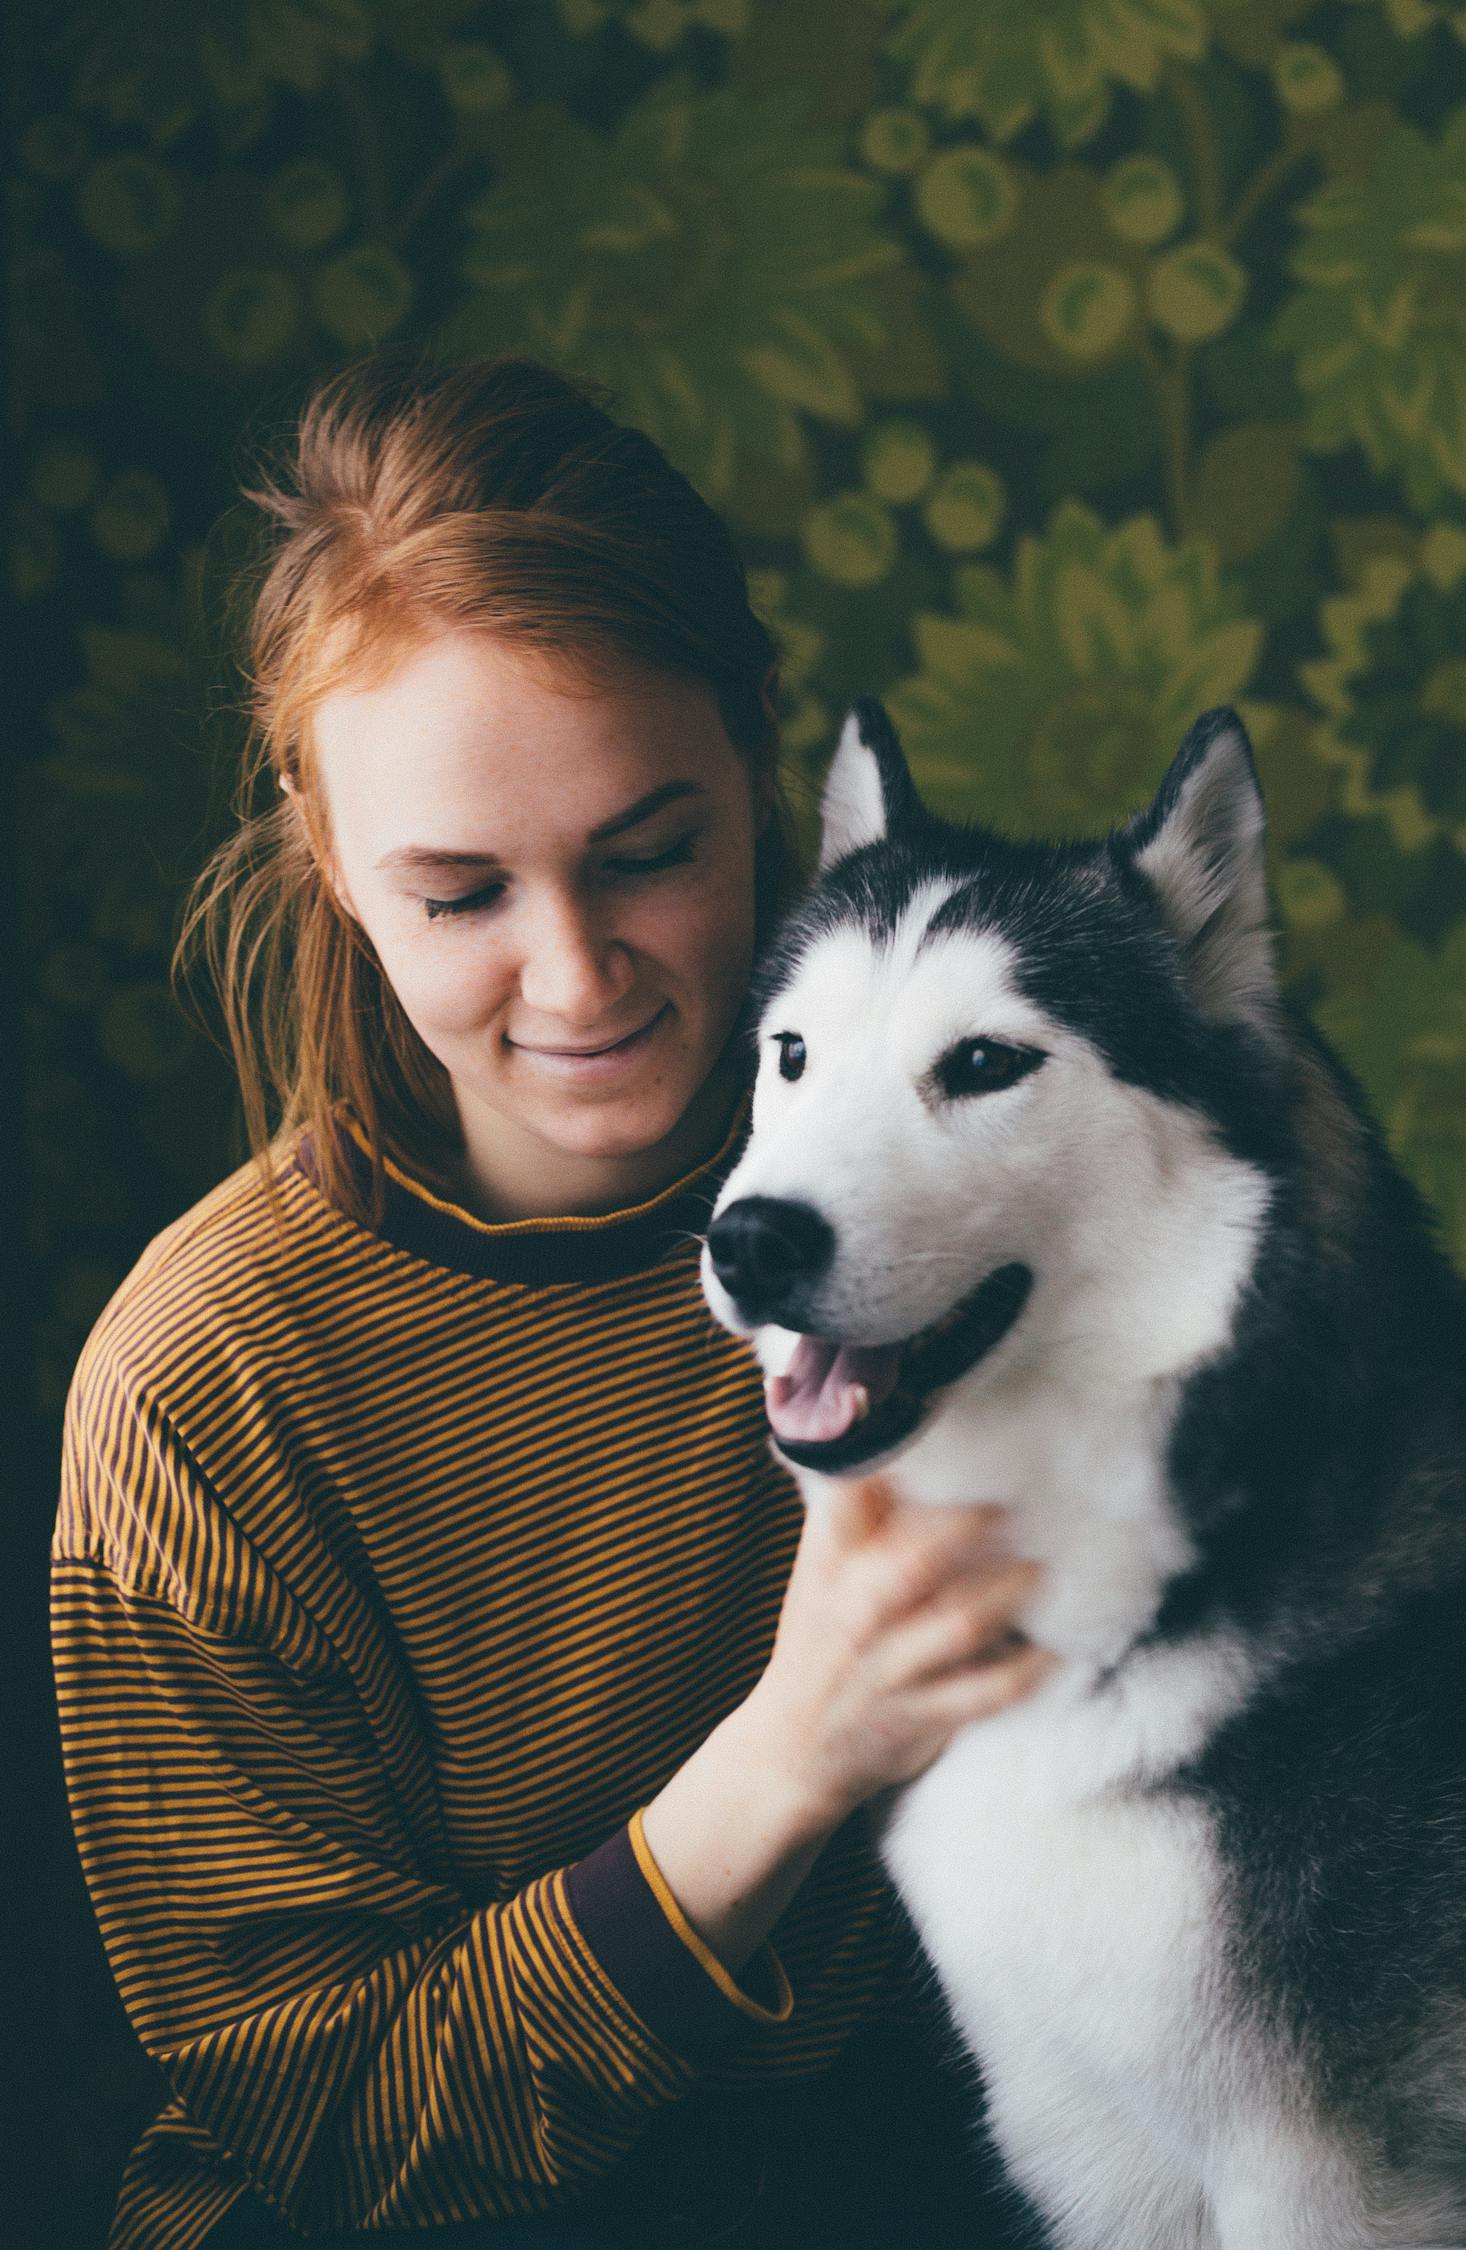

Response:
(13, 0), (1466, 2222)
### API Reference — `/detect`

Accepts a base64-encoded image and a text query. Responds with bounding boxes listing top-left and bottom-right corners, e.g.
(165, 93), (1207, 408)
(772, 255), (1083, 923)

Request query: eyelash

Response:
(421, 832), (701, 921)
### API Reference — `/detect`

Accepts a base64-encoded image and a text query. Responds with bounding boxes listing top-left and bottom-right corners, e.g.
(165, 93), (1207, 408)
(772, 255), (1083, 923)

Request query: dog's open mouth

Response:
(764, 1262), (1033, 1475)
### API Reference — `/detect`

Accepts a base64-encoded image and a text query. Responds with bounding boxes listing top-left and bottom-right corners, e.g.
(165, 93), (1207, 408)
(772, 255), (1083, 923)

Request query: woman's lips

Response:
(508, 1004), (669, 1074)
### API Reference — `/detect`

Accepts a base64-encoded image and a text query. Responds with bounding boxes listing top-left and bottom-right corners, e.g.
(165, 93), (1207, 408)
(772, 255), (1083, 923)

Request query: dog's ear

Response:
(818, 699), (921, 871)
(1113, 706), (1280, 1027)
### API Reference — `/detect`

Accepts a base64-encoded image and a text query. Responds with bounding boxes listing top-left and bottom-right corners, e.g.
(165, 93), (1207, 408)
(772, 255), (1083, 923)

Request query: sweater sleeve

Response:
(50, 1373), (795, 2237)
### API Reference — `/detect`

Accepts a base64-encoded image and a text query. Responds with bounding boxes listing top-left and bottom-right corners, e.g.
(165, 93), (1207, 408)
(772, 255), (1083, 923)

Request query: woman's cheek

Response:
(688, 869), (757, 1007)
(377, 928), (504, 1045)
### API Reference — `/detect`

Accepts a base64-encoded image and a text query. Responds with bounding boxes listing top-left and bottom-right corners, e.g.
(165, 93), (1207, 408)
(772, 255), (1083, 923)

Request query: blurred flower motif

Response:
(747, 568), (829, 755)
(1302, 524), (1466, 854)
(437, 43), (514, 113)
(861, 418), (938, 503)
(75, 154), (183, 255)
(1146, 241), (1247, 342)
(203, 268), (301, 364)
(1102, 154), (1185, 245)
(1270, 110), (1466, 509)
(923, 462), (1006, 550)
(89, 471), (171, 563)
(860, 106), (932, 175)
(888, 500), (1262, 832)
(949, 164), (1156, 377)
(852, 419), (1008, 549)
(17, 436), (107, 598)
(801, 491), (900, 586)
(1274, 854), (1348, 931)
(1314, 920), (1466, 1272)
(557, 0), (748, 41)
(884, 0), (1212, 147)
(42, 618), (189, 801)
(38, 561), (204, 821)
(856, 423), (1005, 549)
(1345, 0), (1466, 43)
(61, 0), (379, 147)
(914, 147), (1020, 248)
(265, 158), (350, 248)
(444, 76), (901, 499)
(1041, 259), (1138, 358)
(312, 244), (414, 348)
(1271, 42), (1345, 114)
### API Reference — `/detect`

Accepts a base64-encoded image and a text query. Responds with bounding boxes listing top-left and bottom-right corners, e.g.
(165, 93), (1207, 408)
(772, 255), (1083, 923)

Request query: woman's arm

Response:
(640, 1476), (1050, 1978)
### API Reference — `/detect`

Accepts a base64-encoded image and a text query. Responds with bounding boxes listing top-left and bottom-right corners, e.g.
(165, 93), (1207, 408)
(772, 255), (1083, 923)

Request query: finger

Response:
(878, 1560), (1043, 1673)
(876, 1520), (1032, 1621)
(826, 1473), (898, 1549)
(903, 1500), (1009, 1568)
(922, 1639), (1057, 1726)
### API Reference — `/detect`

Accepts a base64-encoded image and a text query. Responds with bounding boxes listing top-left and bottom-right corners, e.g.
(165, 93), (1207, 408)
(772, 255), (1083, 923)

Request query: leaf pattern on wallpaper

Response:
(436, 73), (910, 498)
(1271, 107), (1466, 509)
(58, 0), (384, 148)
(1303, 523), (1466, 852)
(886, 499), (1264, 832)
(884, 0), (1213, 147)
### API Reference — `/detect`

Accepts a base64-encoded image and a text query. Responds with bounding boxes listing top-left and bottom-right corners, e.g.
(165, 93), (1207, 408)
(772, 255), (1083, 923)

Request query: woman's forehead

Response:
(308, 628), (742, 859)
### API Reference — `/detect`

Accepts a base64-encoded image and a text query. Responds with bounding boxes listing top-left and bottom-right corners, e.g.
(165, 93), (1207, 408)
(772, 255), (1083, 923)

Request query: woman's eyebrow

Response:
(375, 781), (708, 873)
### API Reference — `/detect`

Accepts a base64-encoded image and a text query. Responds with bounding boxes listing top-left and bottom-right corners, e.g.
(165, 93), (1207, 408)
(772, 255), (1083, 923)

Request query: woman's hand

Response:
(747, 1474), (1053, 1833)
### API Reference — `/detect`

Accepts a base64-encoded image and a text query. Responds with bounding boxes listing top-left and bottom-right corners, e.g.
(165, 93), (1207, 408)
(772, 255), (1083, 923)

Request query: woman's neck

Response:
(443, 1047), (748, 1225)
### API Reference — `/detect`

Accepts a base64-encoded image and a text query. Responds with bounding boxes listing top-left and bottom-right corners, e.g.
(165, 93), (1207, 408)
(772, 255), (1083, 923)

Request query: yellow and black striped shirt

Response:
(51, 1098), (946, 2248)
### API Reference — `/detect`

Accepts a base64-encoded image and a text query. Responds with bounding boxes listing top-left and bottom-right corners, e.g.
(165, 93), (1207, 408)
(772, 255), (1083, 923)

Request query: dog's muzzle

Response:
(708, 1192), (1034, 1475)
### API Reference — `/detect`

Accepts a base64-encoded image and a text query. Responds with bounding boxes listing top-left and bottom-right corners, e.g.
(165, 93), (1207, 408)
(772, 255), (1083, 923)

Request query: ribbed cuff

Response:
(563, 1809), (794, 2068)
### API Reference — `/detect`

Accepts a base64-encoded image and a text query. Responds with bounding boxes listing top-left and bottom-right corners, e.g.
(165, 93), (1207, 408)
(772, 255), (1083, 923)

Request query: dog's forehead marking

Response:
(766, 877), (1047, 1047)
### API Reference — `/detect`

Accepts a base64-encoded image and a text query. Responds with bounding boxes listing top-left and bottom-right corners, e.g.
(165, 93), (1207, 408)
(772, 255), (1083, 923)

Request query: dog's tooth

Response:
(850, 1384), (871, 1422)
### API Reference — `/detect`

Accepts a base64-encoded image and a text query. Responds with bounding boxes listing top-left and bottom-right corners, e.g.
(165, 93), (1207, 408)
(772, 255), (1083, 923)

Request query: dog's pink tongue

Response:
(765, 1336), (901, 1444)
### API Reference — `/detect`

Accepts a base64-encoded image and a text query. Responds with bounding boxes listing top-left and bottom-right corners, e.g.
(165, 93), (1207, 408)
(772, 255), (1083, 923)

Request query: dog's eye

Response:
(936, 1039), (1042, 1100)
(773, 1032), (806, 1082)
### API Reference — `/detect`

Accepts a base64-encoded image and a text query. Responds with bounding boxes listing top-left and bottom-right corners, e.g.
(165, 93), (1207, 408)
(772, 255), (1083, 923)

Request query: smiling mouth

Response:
(763, 1263), (1033, 1475)
(512, 1005), (667, 1057)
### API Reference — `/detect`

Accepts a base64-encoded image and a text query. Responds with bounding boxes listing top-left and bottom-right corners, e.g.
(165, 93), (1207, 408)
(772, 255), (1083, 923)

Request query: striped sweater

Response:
(51, 1097), (957, 2248)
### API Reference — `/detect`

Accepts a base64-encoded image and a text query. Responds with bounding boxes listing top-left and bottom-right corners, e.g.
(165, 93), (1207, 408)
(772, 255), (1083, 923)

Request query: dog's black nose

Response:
(706, 1197), (834, 1319)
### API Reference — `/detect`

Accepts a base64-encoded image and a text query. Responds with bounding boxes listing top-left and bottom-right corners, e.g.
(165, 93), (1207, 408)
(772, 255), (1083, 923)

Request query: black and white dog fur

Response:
(701, 700), (1466, 2250)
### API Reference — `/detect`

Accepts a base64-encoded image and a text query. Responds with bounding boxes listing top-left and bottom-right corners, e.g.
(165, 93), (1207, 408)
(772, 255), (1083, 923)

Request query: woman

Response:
(51, 347), (1051, 2250)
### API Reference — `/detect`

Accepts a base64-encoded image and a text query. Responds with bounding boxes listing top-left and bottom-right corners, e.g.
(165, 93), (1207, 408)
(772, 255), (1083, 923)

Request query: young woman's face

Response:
(309, 629), (769, 1217)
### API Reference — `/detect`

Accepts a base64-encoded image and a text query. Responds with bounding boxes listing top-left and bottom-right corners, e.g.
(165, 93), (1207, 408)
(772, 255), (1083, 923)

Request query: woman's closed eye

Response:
(421, 829), (702, 921)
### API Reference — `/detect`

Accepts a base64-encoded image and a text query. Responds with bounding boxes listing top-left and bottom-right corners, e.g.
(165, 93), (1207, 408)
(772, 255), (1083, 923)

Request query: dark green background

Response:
(12, 1), (1466, 2239)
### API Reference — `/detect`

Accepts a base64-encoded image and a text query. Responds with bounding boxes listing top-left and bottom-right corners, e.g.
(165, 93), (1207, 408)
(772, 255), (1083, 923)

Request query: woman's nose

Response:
(515, 890), (636, 1025)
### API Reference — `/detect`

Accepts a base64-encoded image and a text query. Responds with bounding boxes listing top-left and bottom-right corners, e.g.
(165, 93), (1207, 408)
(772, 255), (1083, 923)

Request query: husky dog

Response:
(701, 699), (1466, 2250)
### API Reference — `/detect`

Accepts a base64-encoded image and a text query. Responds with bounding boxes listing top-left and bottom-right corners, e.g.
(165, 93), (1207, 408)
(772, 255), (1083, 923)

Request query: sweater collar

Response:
(292, 1091), (753, 1286)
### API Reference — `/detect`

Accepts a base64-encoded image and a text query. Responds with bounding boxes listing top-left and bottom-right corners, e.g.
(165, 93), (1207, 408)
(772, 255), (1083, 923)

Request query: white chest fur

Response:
(792, 1372), (1313, 2250)
(877, 1660), (1240, 2250)
(779, 1321), (1444, 2241)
